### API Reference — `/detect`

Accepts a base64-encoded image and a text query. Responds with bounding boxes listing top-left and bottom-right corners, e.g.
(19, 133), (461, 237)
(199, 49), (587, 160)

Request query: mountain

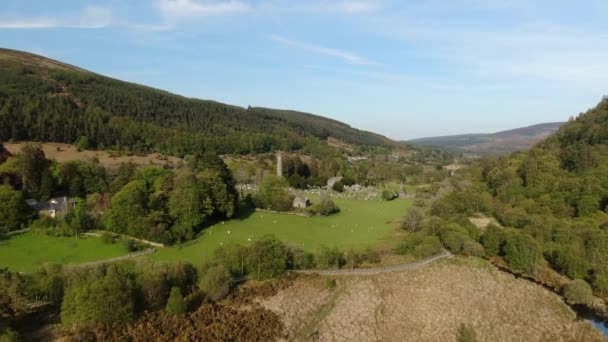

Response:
(407, 122), (565, 154)
(0, 48), (396, 156)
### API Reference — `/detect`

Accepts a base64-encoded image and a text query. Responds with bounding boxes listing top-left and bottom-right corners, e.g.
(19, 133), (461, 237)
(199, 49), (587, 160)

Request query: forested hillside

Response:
(0, 48), (393, 156)
(399, 98), (608, 310)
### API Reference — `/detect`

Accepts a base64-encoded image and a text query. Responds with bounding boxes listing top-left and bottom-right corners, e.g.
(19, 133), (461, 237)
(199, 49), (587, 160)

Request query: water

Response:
(583, 312), (608, 336)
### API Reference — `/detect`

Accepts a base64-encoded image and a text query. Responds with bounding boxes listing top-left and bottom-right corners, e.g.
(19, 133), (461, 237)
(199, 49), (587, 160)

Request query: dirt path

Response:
(64, 248), (156, 270)
(295, 249), (453, 276)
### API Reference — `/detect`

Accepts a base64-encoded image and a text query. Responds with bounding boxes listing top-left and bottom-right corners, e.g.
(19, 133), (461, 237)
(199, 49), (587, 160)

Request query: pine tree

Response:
(165, 286), (186, 315)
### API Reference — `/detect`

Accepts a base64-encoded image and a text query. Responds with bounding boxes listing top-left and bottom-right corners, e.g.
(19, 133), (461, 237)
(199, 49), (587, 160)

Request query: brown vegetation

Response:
(4, 142), (182, 170)
(259, 258), (606, 342)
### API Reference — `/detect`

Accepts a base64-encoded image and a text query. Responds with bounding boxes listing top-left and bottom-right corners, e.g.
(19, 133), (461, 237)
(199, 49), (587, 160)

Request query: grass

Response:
(0, 232), (127, 272)
(153, 197), (411, 264)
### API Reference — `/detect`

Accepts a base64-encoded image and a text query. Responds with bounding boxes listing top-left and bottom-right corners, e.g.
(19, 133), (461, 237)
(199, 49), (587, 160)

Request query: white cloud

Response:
(270, 35), (379, 66)
(331, 0), (382, 14)
(0, 6), (113, 30)
(156, 0), (250, 20)
(79, 6), (113, 29)
(0, 18), (59, 29)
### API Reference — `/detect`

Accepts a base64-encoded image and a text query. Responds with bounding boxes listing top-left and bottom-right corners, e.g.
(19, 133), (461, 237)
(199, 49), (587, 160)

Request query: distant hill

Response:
(407, 122), (565, 154)
(0, 48), (397, 156)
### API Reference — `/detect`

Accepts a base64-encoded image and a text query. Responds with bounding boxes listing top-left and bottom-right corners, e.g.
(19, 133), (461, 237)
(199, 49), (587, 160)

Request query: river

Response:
(583, 312), (608, 336)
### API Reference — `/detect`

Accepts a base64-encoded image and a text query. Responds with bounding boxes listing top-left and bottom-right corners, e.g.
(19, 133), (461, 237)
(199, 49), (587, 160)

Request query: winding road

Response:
(295, 248), (453, 276)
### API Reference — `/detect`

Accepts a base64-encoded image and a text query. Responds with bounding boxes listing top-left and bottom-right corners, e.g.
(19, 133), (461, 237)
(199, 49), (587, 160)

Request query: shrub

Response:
(247, 236), (289, 279)
(123, 238), (138, 252)
(564, 279), (594, 305)
(315, 247), (344, 269)
(461, 240), (485, 257)
(382, 189), (398, 201)
(325, 278), (337, 289)
(363, 248), (381, 264)
(290, 248), (315, 269)
(100, 231), (115, 244)
(309, 193), (339, 216)
(332, 181), (344, 193)
(458, 323), (478, 342)
(503, 233), (541, 274)
(413, 236), (442, 258)
(199, 265), (233, 302)
(0, 327), (21, 342)
(166, 286), (186, 315)
(402, 207), (424, 232)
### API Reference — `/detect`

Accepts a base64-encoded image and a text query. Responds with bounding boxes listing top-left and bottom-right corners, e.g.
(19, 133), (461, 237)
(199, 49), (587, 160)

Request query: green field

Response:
(0, 232), (127, 272)
(0, 198), (411, 271)
(153, 197), (411, 264)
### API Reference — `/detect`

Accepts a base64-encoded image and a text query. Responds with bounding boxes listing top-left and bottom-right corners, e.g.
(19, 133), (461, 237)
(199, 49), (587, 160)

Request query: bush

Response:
(290, 248), (315, 270)
(247, 236), (289, 279)
(166, 286), (186, 315)
(458, 323), (478, 342)
(332, 181), (344, 193)
(382, 189), (398, 201)
(309, 193), (340, 216)
(402, 207), (424, 232)
(315, 247), (344, 269)
(254, 176), (294, 212)
(199, 265), (233, 302)
(100, 231), (115, 244)
(503, 233), (542, 274)
(123, 238), (138, 252)
(325, 278), (337, 289)
(564, 279), (594, 305)
(363, 248), (381, 264)
(0, 327), (21, 342)
(413, 236), (442, 258)
(461, 240), (485, 257)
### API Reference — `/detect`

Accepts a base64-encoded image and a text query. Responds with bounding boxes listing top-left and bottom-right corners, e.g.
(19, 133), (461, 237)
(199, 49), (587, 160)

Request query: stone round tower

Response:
(277, 151), (283, 177)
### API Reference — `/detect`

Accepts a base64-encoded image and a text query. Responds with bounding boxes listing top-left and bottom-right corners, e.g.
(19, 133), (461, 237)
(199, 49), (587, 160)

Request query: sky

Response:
(1, 0), (607, 140)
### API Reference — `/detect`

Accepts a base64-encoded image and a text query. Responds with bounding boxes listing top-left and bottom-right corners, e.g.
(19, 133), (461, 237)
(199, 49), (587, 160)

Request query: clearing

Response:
(259, 257), (606, 342)
(4, 142), (182, 170)
(0, 232), (127, 272)
(153, 197), (411, 264)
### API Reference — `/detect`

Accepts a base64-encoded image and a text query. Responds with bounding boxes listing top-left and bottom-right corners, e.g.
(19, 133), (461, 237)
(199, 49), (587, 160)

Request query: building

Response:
(26, 196), (77, 219)
(326, 176), (344, 188)
(293, 196), (311, 208)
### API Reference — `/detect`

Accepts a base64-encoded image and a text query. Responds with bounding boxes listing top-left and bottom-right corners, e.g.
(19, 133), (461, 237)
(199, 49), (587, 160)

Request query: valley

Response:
(1, 47), (607, 342)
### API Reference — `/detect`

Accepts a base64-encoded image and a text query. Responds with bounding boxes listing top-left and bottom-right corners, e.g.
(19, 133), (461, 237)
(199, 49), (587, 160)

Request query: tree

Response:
(254, 175), (294, 212)
(19, 143), (50, 196)
(61, 266), (134, 327)
(105, 180), (148, 237)
(165, 286), (186, 315)
(403, 207), (424, 232)
(564, 279), (593, 305)
(310, 192), (339, 216)
(0, 185), (31, 233)
(75, 136), (90, 151)
(169, 171), (213, 241)
(247, 236), (288, 279)
(199, 265), (232, 301)
(503, 233), (541, 274)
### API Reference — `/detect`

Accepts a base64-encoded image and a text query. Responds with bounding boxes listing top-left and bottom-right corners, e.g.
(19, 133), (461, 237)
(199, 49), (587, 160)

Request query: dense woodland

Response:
(0, 49), (393, 157)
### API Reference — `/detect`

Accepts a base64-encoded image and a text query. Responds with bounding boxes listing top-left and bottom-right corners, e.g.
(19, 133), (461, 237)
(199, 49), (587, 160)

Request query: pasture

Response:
(153, 197), (411, 264)
(0, 232), (127, 272)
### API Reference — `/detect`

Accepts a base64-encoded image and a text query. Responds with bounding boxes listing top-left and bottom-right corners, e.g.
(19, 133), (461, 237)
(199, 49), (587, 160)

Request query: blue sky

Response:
(1, 0), (607, 139)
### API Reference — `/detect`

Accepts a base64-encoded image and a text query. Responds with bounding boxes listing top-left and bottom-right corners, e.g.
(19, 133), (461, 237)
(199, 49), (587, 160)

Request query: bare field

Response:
(4, 142), (182, 169)
(259, 258), (606, 342)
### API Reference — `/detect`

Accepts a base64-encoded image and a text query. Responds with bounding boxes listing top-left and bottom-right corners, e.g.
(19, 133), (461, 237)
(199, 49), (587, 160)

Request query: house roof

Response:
(26, 196), (77, 212)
